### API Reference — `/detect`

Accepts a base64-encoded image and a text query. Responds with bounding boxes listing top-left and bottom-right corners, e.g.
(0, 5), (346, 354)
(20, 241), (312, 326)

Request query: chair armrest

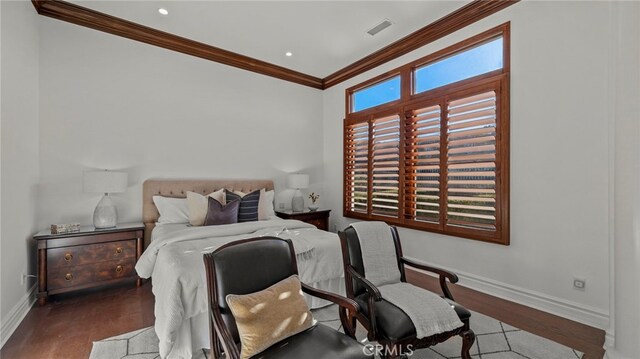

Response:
(346, 266), (382, 301)
(400, 257), (458, 300)
(301, 283), (359, 313)
(301, 283), (359, 338)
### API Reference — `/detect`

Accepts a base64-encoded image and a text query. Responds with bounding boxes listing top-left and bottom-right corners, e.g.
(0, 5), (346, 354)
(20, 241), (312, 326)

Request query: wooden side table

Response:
(275, 209), (331, 231)
(34, 222), (144, 305)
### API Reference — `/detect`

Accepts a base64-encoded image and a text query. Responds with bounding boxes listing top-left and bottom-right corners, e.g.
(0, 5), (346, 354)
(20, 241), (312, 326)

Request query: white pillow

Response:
(232, 189), (275, 220)
(259, 189), (276, 220)
(186, 189), (226, 226)
(152, 196), (190, 224)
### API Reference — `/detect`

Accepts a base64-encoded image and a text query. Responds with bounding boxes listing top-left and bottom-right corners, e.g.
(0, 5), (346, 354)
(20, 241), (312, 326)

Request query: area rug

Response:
(90, 306), (583, 359)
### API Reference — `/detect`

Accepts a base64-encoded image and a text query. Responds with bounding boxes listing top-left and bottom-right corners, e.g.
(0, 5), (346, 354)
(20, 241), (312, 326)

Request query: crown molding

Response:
(322, 0), (519, 89)
(32, 0), (324, 89)
(31, 0), (519, 90)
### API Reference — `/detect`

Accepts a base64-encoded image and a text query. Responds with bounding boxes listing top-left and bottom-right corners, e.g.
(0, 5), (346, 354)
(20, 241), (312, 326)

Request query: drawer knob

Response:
(65, 273), (73, 281)
(115, 265), (123, 273)
(115, 247), (123, 254)
(64, 253), (73, 261)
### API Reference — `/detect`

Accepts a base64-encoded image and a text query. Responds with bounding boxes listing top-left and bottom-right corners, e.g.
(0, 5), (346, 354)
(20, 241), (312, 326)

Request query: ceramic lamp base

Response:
(292, 189), (304, 212)
(93, 194), (117, 229)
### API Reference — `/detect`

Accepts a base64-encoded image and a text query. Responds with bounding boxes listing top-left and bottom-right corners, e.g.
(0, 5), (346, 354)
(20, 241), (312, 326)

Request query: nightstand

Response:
(34, 222), (144, 305)
(275, 209), (331, 231)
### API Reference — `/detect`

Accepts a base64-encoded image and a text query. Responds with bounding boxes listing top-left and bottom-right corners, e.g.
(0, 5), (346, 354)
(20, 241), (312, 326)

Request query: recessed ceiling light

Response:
(158, 8), (169, 15)
(285, 52), (293, 57)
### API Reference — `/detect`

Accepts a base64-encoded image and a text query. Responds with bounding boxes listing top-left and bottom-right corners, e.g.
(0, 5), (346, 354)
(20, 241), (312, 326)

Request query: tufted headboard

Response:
(142, 179), (274, 248)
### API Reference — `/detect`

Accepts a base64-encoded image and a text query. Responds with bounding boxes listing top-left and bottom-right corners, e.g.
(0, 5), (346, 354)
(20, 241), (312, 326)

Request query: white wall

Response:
(0, 0), (41, 345)
(37, 17), (324, 229)
(323, 1), (612, 329)
(608, 1), (640, 356)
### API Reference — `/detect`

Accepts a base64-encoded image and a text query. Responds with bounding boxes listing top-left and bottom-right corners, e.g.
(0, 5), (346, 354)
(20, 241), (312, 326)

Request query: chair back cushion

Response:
(226, 275), (314, 359)
(211, 237), (298, 343)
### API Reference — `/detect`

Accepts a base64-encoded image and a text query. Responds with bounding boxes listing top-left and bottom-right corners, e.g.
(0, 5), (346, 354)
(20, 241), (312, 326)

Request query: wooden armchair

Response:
(203, 236), (372, 359)
(339, 225), (475, 359)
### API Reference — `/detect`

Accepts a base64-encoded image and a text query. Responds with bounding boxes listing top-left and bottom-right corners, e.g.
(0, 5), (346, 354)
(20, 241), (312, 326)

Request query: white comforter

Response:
(135, 219), (344, 359)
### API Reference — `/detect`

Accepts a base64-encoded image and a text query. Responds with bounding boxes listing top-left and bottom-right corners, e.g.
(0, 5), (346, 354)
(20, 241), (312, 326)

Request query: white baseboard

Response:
(605, 329), (615, 348)
(0, 284), (37, 349)
(405, 257), (610, 330)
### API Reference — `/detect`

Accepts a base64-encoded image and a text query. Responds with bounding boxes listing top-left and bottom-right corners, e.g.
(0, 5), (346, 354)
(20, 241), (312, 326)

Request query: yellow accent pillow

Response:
(225, 275), (315, 359)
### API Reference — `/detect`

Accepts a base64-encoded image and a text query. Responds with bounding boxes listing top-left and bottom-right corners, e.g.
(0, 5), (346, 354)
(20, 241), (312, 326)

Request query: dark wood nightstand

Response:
(34, 222), (144, 305)
(275, 209), (331, 231)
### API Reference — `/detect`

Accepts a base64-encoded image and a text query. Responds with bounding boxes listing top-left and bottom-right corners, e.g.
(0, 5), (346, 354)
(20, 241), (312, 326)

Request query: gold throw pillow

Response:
(225, 275), (315, 359)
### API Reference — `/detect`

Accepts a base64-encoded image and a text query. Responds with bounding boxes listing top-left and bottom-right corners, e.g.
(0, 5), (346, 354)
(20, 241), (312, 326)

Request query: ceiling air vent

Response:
(367, 19), (392, 36)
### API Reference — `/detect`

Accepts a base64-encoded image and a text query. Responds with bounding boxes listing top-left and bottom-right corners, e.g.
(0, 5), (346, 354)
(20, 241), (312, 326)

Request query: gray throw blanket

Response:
(351, 221), (463, 338)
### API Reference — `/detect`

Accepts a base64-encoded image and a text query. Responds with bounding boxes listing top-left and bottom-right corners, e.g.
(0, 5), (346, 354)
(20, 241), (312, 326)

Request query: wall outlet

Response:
(573, 278), (586, 290)
(278, 203), (285, 209)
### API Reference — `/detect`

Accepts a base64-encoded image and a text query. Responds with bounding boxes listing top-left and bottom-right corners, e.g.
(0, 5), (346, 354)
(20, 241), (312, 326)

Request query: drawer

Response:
(47, 258), (136, 291)
(47, 240), (135, 269)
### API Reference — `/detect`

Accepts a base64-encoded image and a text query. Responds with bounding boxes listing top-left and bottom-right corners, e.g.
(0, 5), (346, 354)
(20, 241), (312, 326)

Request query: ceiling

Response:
(68, 1), (469, 78)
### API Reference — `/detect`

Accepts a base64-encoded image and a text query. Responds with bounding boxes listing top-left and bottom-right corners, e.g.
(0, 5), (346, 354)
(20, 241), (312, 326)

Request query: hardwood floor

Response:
(405, 269), (606, 359)
(0, 282), (154, 359)
(1, 273), (605, 359)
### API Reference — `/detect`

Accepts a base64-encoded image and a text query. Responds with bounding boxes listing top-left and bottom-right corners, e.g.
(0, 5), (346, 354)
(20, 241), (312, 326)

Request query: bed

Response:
(135, 179), (345, 359)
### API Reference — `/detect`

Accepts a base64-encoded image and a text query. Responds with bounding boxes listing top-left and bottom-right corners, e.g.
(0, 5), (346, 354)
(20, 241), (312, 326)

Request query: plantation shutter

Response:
(404, 104), (442, 223)
(446, 91), (497, 230)
(344, 122), (369, 213)
(371, 115), (401, 217)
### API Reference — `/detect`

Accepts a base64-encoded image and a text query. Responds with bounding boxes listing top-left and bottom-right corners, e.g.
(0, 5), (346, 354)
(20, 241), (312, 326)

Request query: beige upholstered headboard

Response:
(142, 179), (274, 248)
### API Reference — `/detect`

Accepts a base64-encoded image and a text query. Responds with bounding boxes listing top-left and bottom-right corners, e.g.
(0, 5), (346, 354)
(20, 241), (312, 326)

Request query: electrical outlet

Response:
(278, 203), (285, 209)
(21, 273), (25, 285)
(573, 278), (586, 290)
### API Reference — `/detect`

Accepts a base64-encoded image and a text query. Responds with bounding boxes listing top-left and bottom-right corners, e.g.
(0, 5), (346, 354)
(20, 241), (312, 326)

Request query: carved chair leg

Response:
(460, 329), (476, 359)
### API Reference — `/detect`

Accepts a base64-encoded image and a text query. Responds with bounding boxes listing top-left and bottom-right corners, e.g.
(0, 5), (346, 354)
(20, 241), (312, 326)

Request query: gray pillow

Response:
(203, 197), (240, 226)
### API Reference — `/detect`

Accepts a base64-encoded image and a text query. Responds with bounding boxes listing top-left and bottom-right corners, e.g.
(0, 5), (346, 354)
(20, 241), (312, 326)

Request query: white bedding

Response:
(135, 219), (345, 359)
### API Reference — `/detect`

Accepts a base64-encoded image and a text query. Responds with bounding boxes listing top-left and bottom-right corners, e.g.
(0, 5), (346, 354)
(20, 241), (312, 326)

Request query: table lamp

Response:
(83, 170), (128, 228)
(288, 174), (309, 212)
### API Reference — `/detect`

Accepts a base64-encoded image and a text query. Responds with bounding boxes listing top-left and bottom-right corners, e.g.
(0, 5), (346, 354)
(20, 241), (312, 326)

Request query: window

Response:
(351, 76), (401, 112)
(343, 23), (510, 245)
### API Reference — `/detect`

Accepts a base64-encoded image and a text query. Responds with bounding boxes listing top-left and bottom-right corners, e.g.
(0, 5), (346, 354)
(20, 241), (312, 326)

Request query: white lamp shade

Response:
(288, 174), (309, 189)
(83, 170), (128, 194)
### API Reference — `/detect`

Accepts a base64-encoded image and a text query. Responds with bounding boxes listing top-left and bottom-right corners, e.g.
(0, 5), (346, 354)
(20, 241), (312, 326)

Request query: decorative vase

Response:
(308, 204), (319, 211)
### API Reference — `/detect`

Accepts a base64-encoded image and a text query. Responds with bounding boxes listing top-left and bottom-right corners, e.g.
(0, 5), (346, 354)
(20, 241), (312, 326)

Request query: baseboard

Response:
(404, 257), (610, 330)
(0, 284), (37, 349)
(605, 329), (615, 348)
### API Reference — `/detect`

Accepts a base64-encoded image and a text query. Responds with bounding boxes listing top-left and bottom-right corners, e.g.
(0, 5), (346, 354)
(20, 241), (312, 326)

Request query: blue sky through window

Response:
(415, 37), (503, 94)
(352, 76), (400, 112)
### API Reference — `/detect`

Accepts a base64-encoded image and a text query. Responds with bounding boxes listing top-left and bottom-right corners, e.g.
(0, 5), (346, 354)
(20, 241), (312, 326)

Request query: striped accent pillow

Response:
(225, 189), (261, 222)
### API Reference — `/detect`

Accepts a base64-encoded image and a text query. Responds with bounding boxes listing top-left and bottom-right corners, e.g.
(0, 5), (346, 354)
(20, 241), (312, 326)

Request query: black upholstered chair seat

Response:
(354, 293), (471, 340)
(252, 324), (369, 359)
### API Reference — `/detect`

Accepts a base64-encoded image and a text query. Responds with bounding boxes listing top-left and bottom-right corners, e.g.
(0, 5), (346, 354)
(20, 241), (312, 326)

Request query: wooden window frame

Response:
(343, 22), (510, 245)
